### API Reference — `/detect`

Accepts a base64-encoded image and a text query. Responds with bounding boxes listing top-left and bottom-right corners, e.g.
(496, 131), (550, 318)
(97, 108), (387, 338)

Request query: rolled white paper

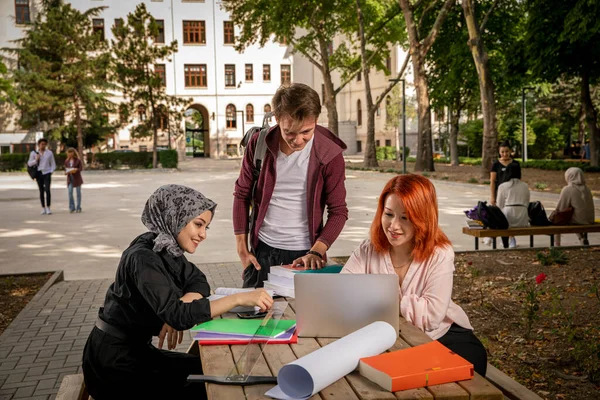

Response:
(266, 321), (397, 400)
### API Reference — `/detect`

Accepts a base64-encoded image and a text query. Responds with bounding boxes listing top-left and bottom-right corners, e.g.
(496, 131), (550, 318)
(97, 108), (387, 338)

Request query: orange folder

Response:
(358, 340), (474, 392)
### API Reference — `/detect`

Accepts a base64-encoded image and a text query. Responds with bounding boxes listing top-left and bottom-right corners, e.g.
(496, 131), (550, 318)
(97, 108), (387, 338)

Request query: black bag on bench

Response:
(528, 201), (551, 226)
(477, 201), (509, 230)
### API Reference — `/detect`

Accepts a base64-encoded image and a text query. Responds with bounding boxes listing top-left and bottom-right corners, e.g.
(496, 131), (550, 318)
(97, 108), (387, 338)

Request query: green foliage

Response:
(111, 3), (190, 168)
(0, 61), (14, 103)
(459, 119), (484, 157)
(534, 182), (548, 190)
(375, 146), (399, 160)
(536, 248), (568, 266)
(0, 153), (67, 171)
(5, 2), (114, 153)
(468, 177), (478, 184)
(514, 273), (547, 339)
(529, 118), (563, 159)
(158, 150), (178, 168)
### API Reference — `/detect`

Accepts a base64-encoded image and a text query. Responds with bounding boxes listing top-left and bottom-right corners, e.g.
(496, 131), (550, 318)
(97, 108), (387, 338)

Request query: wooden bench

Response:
(198, 299), (515, 400)
(462, 224), (600, 249)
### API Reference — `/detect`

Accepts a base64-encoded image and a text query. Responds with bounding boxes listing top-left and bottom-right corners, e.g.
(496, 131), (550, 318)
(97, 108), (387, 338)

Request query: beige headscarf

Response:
(565, 167), (586, 195)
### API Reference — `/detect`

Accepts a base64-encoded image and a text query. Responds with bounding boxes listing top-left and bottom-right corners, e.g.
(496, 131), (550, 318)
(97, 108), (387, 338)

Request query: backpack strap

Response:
(252, 127), (269, 179)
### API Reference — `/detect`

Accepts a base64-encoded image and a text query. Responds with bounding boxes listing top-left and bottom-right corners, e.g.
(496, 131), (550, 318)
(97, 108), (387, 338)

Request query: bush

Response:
(94, 152), (152, 169)
(159, 150), (178, 168)
(0, 152), (68, 171)
(376, 146), (398, 161)
(537, 248), (568, 266)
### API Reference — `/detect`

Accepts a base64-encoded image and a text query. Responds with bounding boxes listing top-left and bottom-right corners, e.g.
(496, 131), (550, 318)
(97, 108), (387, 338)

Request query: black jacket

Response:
(99, 232), (212, 339)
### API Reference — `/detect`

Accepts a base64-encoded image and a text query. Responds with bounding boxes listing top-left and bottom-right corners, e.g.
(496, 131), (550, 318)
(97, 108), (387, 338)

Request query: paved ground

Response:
(1, 157), (599, 399)
(2, 157), (599, 281)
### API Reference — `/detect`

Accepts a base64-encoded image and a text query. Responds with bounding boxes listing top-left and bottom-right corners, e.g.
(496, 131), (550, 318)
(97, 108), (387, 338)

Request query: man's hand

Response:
(237, 289), (273, 312)
(238, 250), (261, 275)
(158, 323), (183, 350)
(292, 253), (324, 270)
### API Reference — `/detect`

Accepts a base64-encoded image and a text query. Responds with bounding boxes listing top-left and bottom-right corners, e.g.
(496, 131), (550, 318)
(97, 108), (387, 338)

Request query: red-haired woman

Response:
(342, 174), (487, 376)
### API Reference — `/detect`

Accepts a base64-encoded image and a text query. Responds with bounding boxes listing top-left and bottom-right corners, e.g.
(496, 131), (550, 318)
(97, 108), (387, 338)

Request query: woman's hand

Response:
(158, 323), (183, 350)
(237, 289), (273, 312)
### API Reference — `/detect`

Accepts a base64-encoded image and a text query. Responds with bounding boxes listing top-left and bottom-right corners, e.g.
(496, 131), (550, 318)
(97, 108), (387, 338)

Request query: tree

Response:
(526, 0), (600, 166)
(0, 61), (14, 103)
(111, 3), (189, 168)
(355, 0), (407, 167)
(4, 1), (113, 158)
(222, 0), (389, 137)
(398, 0), (455, 172)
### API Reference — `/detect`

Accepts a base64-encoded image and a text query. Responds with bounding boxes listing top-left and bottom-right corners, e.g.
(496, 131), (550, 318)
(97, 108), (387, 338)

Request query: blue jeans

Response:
(68, 183), (81, 211)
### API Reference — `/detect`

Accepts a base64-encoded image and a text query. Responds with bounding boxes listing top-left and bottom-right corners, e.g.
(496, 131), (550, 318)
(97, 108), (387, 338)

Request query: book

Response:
(465, 219), (484, 229)
(264, 265), (343, 297)
(190, 319), (296, 338)
(264, 281), (295, 298)
(194, 326), (298, 345)
(358, 340), (474, 392)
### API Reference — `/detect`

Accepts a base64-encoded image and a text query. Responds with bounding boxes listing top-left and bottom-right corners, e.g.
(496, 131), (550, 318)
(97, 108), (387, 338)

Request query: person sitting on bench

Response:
(554, 167), (595, 246)
(496, 164), (530, 248)
(82, 185), (273, 400)
(341, 174), (488, 376)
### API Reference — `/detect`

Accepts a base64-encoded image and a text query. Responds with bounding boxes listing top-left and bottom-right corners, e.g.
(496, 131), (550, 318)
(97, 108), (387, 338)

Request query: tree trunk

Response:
(581, 69), (600, 167)
(356, 0), (378, 168)
(74, 94), (84, 162)
(450, 99), (461, 167)
(412, 55), (434, 171)
(317, 38), (339, 137)
(462, 0), (498, 179)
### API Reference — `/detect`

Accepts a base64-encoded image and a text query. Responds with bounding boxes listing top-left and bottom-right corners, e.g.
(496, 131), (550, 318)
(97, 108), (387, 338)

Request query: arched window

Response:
(226, 104), (237, 129)
(264, 104), (272, 123)
(246, 104), (254, 123)
(357, 99), (362, 126)
(157, 105), (168, 130)
(137, 104), (147, 121)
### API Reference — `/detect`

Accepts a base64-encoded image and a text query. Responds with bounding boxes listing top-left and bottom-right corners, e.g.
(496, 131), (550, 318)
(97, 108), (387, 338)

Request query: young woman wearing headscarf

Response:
(554, 167), (595, 246)
(82, 185), (272, 400)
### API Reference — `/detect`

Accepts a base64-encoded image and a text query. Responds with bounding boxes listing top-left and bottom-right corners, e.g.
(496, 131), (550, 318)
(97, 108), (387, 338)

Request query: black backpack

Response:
(528, 201), (551, 226)
(27, 151), (38, 180)
(238, 112), (273, 251)
(477, 201), (509, 229)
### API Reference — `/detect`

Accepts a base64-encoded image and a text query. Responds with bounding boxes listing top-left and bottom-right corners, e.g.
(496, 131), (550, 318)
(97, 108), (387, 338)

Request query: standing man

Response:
(233, 83), (348, 288)
(28, 138), (56, 215)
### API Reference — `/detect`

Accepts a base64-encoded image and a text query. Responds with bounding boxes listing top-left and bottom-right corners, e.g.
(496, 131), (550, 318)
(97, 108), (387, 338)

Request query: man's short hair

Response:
(38, 138), (48, 145)
(272, 83), (321, 122)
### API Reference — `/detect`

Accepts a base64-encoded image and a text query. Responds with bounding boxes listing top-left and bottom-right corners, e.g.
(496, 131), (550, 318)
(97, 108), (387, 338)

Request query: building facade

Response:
(0, 0), (292, 157)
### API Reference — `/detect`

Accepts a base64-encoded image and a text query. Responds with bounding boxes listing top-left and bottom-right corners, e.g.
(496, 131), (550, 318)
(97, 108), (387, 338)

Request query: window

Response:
(321, 84), (325, 105)
(357, 71), (361, 82)
(114, 18), (123, 29)
(138, 105), (147, 121)
(0, 145), (10, 154)
(15, 0), (30, 25)
(264, 104), (272, 122)
(246, 104), (254, 123)
(385, 56), (391, 74)
(356, 141), (362, 153)
(225, 64), (236, 87)
(376, 140), (380, 147)
(357, 100), (362, 126)
(158, 105), (168, 130)
(385, 139), (392, 147)
(376, 106), (381, 117)
(93, 19), (105, 41)
(386, 96), (393, 124)
(245, 64), (253, 81)
(183, 21), (206, 44)
(226, 144), (238, 157)
(226, 104), (237, 129)
(139, 145), (148, 152)
(263, 64), (271, 81)
(184, 64), (207, 87)
(154, 64), (166, 86)
(223, 21), (234, 44)
(280, 65), (291, 85)
(155, 20), (165, 44)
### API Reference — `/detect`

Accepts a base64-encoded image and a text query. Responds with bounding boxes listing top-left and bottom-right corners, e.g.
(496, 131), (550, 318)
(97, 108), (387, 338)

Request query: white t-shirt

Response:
(258, 138), (313, 250)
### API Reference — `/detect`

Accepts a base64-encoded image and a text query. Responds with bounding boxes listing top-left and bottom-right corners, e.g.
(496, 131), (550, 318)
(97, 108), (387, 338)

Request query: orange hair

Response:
(370, 174), (450, 262)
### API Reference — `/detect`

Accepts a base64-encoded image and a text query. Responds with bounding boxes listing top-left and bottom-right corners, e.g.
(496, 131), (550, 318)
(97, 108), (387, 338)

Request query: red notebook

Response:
(197, 331), (299, 346)
(358, 340), (474, 392)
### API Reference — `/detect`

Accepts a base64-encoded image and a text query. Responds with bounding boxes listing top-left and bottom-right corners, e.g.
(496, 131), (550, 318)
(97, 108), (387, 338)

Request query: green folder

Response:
(297, 265), (343, 274)
(190, 319), (296, 338)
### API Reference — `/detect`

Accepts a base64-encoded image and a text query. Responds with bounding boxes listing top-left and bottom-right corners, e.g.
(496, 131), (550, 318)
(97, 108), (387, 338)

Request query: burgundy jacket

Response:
(64, 158), (84, 187)
(233, 124), (348, 251)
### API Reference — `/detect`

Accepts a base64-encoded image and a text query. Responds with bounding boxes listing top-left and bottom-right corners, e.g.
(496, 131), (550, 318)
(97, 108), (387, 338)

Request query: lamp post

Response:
(522, 87), (534, 162)
(389, 78), (406, 174)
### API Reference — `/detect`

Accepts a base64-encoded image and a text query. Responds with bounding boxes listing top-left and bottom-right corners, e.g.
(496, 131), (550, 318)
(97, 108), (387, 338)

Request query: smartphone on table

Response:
(236, 310), (269, 319)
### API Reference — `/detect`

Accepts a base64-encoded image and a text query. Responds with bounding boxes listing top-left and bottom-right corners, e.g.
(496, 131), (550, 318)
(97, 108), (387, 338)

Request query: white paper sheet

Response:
(265, 321), (397, 400)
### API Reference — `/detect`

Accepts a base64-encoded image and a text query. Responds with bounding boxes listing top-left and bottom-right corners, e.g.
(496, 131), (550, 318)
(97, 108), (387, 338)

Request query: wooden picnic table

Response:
(198, 299), (504, 400)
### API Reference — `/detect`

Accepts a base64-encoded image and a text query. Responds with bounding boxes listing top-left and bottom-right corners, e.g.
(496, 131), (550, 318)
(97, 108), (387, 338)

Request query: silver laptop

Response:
(294, 274), (399, 338)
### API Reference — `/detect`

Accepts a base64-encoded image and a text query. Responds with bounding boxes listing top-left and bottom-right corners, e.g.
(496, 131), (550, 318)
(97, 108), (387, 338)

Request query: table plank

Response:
(457, 374), (503, 400)
(200, 344), (246, 400)
(230, 345), (274, 400)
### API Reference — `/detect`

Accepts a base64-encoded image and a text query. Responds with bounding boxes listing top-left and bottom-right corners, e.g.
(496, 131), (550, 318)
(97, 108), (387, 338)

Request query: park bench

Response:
(462, 223), (600, 249)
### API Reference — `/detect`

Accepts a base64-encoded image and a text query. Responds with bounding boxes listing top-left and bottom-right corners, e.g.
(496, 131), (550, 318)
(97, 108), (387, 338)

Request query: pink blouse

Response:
(341, 240), (473, 340)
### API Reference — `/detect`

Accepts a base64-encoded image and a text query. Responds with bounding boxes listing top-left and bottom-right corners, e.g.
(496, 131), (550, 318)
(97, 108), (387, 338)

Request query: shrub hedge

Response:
(376, 146), (410, 161)
(0, 150), (178, 171)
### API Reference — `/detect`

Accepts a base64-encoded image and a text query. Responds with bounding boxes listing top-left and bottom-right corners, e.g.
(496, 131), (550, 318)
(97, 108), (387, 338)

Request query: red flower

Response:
(535, 273), (547, 284)
(467, 261), (473, 266)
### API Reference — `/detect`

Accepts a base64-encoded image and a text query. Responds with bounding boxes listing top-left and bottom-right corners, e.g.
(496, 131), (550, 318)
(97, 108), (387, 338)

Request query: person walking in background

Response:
(28, 138), (56, 215)
(553, 167), (595, 246)
(64, 148), (84, 213)
(581, 139), (591, 161)
(496, 165), (530, 248)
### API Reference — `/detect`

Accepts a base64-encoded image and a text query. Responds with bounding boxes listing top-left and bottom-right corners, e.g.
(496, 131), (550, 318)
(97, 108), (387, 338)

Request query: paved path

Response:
(2, 157), (599, 280)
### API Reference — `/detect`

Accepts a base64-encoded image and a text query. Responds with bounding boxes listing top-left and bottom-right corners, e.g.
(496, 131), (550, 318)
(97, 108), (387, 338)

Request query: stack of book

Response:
(191, 318), (298, 345)
(263, 264), (343, 298)
(465, 219), (484, 229)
